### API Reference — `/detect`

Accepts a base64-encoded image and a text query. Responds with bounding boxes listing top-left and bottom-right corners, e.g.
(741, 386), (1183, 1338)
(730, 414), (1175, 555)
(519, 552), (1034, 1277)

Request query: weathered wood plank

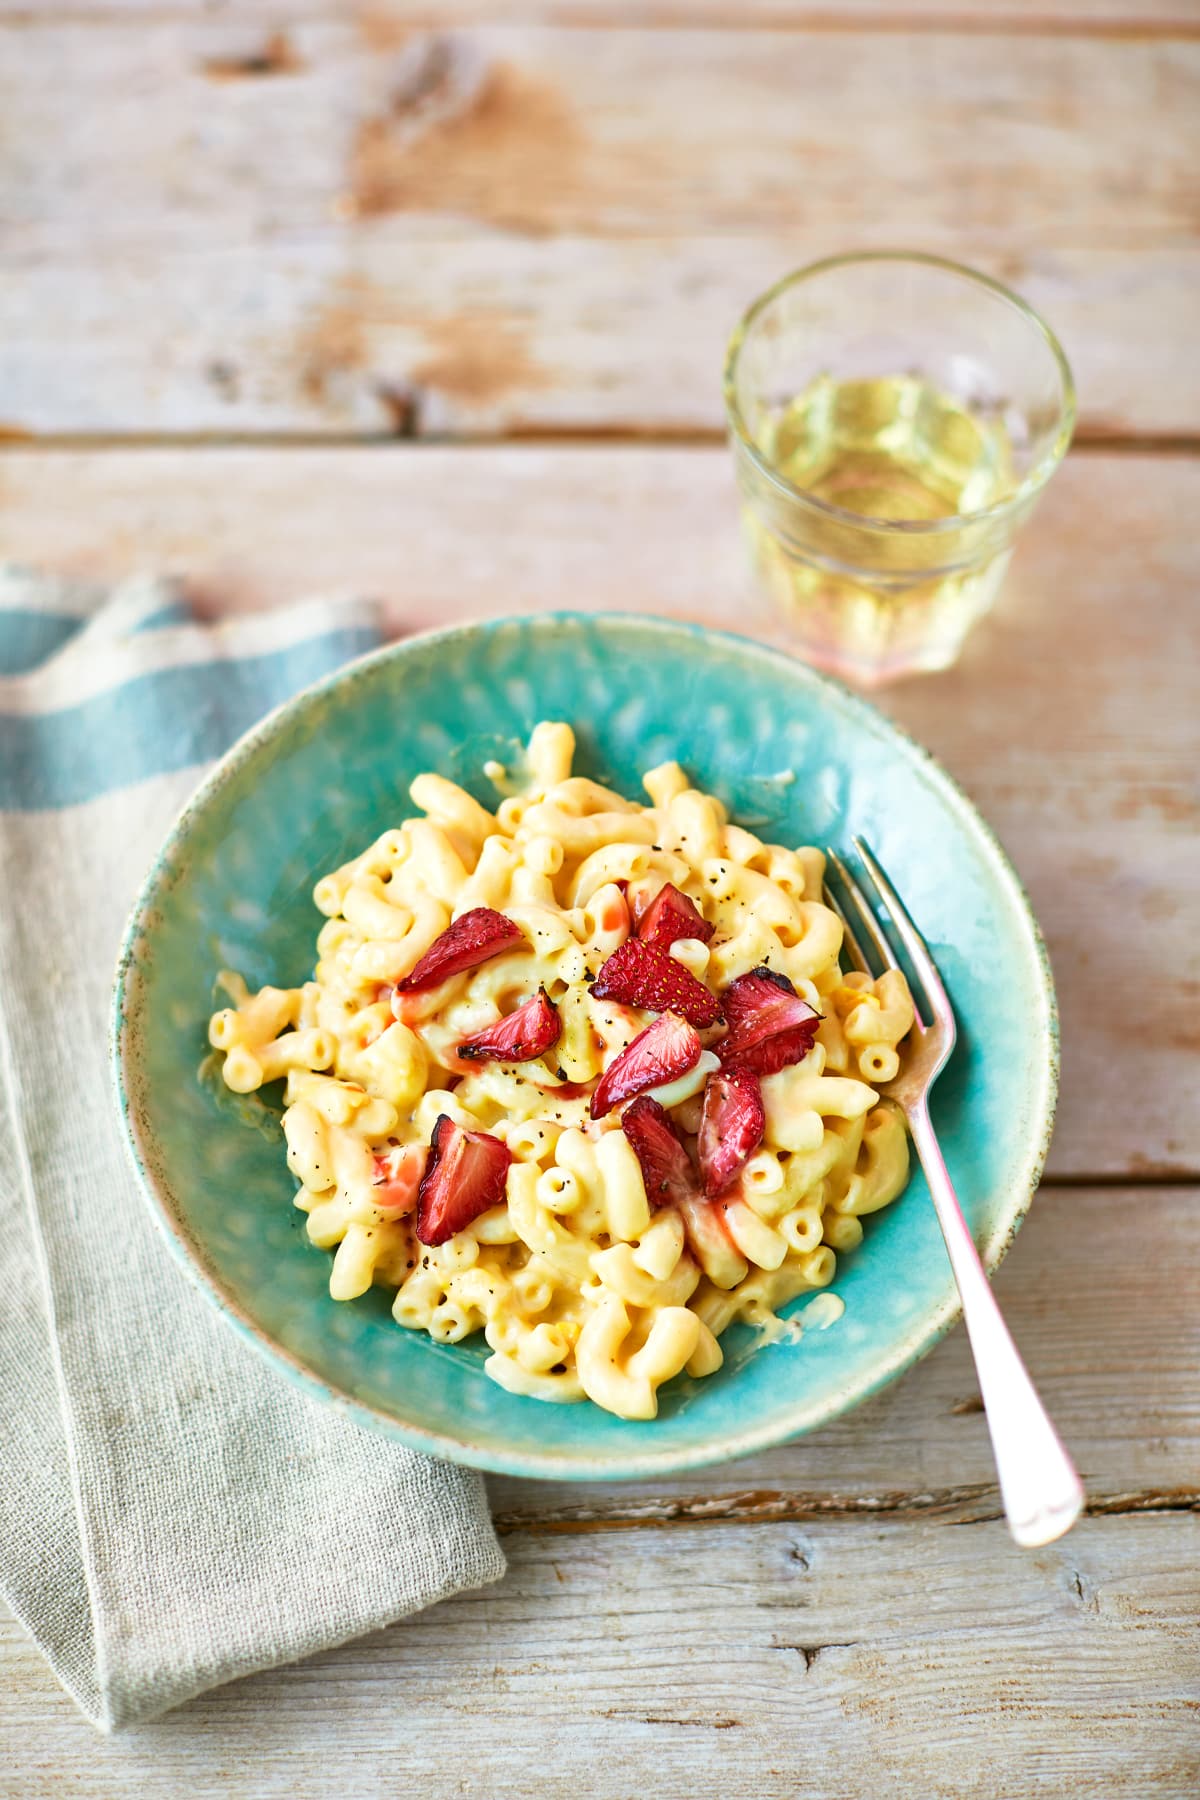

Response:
(3, 25), (1196, 262)
(3, 241), (1196, 441)
(5, 20), (1195, 439)
(7, 2), (1199, 25)
(486, 1187), (1200, 1527)
(2, 1513), (1196, 1797)
(0, 445), (1195, 1176)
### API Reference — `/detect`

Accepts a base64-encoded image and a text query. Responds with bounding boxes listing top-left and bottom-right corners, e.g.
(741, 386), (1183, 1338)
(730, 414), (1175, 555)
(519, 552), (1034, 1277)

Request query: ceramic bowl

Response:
(113, 613), (1057, 1480)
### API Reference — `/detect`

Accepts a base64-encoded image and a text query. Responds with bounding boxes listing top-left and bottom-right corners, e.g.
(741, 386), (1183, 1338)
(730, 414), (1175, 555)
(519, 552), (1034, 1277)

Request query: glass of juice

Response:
(723, 252), (1076, 684)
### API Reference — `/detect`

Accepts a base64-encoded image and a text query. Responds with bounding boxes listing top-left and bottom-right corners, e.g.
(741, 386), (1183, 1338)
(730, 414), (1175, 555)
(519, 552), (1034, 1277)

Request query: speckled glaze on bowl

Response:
(113, 613), (1057, 1482)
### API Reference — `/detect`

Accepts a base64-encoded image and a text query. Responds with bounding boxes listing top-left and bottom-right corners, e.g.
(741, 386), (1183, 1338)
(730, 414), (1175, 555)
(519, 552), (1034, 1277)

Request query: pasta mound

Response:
(207, 723), (914, 1420)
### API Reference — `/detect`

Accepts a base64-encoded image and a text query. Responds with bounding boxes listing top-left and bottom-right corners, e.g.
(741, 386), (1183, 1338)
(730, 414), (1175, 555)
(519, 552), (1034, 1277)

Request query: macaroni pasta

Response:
(208, 722), (914, 1420)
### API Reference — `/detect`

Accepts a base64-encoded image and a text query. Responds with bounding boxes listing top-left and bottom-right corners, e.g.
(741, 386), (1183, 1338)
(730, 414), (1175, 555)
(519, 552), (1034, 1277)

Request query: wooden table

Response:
(2, 4), (1198, 1794)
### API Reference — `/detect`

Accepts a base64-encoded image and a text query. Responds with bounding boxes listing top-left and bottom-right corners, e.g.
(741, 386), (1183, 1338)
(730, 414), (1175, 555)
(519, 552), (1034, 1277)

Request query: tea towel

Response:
(0, 568), (505, 1731)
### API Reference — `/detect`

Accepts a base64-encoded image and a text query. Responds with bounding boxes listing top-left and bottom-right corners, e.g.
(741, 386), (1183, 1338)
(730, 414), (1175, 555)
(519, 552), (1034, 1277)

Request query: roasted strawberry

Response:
(370, 1143), (427, 1212)
(678, 1193), (747, 1289)
(393, 907), (525, 994)
(620, 1095), (701, 1209)
(590, 1012), (702, 1118)
(415, 1116), (513, 1246)
(591, 938), (723, 1028)
(622, 1099), (747, 1281)
(718, 965), (821, 1076)
(698, 1066), (766, 1196)
(456, 987), (561, 1064)
(637, 882), (714, 951)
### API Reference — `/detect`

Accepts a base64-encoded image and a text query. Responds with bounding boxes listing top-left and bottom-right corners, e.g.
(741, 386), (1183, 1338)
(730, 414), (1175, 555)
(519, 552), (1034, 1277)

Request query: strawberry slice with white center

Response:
(678, 1193), (747, 1289)
(415, 1115), (513, 1246)
(589, 1012), (702, 1119)
(393, 907), (526, 995)
(620, 1095), (701, 1209)
(370, 1143), (427, 1212)
(698, 1065), (766, 1197)
(718, 965), (821, 1076)
(591, 938), (723, 1028)
(456, 986), (561, 1064)
(620, 1096), (745, 1285)
(636, 882), (714, 952)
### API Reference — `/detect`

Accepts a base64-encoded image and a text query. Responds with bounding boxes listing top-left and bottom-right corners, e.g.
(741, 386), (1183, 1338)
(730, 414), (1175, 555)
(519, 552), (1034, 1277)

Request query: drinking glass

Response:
(723, 252), (1076, 684)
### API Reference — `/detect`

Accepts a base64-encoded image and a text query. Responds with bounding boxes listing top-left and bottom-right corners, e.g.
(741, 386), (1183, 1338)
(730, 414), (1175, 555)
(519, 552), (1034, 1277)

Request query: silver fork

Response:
(824, 836), (1085, 1548)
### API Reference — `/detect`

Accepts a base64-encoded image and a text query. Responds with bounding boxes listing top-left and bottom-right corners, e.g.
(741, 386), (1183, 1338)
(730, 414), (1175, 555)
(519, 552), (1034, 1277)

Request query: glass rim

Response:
(722, 250), (1078, 538)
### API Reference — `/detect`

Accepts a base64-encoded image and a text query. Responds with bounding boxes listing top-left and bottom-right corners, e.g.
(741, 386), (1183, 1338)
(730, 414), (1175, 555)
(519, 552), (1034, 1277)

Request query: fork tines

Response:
(824, 838), (953, 1033)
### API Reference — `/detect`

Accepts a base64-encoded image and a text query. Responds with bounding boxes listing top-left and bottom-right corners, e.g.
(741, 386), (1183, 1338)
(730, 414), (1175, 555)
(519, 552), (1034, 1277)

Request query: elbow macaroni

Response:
(207, 723), (914, 1421)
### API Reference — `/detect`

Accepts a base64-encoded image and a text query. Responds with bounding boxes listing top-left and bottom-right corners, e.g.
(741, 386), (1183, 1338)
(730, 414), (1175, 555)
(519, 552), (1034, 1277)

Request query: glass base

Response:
(780, 633), (967, 689)
(744, 517), (1011, 685)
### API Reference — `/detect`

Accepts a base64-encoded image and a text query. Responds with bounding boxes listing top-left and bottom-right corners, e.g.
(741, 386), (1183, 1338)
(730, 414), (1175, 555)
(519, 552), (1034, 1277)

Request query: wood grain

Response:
(3, 24), (1196, 260)
(7, 2), (1199, 26)
(2, 1512), (1197, 1799)
(4, 241), (1197, 441)
(4, 18), (1196, 440)
(1, 444), (1196, 1177)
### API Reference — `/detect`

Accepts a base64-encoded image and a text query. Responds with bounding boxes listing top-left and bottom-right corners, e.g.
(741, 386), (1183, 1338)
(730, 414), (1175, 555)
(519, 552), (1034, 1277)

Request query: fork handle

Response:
(908, 1105), (1086, 1547)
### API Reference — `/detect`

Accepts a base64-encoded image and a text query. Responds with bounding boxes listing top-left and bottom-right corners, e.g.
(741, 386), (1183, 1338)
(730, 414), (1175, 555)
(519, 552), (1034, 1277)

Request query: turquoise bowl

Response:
(113, 613), (1057, 1481)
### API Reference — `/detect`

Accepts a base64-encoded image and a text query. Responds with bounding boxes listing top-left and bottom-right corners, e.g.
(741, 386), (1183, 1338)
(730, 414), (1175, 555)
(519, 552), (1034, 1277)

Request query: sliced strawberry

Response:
(679, 1193), (747, 1288)
(620, 1095), (701, 1209)
(590, 1012), (702, 1119)
(637, 882), (714, 951)
(621, 1097), (746, 1282)
(591, 938), (723, 1028)
(718, 965), (821, 1076)
(415, 1116), (513, 1246)
(698, 1066), (766, 1196)
(370, 1143), (427, 1212)
(393, 907), (525, 994)
(456, 987), (561, 1064)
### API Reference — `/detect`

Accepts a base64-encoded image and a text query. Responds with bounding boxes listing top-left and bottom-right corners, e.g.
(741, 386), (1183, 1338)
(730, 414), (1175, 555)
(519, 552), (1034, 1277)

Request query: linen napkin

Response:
(0, 568), (505, 1731)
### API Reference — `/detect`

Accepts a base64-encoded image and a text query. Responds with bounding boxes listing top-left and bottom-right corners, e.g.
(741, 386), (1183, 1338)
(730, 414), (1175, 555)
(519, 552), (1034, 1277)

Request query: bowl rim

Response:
(112, 610), (1059, 1481)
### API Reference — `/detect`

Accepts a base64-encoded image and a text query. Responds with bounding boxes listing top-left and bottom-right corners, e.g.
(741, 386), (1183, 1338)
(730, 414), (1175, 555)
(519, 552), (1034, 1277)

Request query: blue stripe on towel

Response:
(0, 599), (188, 675)
(131, 600), (193, 635)
(0, 610), (85, 676)
(0, 628), (377, 811)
